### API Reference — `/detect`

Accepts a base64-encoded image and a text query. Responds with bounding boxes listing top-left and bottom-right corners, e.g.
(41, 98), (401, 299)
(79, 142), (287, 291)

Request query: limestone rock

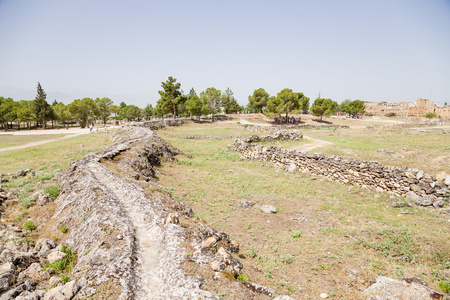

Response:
(34, 239), (57, 256)
(415, 196), (434, 207)
(392, 202), (406, 208)
(17, 263), (49, 283)
(217, 247), (243, 275)
(365, 276), (444, 300)
(49, 276), (61, 286)
(273, 297), (294, 300)
(47, 251), (67, 264)
(38, 193), (51, 206)
(240, 199), (255, 208)
(43, 280), (80, 300)
(260, 205), (277, 214)
(288, 164), (297, 172)
(445, 175), (450, 187)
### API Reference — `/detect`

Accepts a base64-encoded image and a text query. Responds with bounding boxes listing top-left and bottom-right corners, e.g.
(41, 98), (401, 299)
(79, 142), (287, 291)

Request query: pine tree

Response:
(33, 82), (51, 128)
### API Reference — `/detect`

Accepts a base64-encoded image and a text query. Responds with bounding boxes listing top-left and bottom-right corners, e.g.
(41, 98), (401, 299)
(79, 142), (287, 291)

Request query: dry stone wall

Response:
(233, 139), (450, 206)
(135, 118), (192, 130)
(238, 124), (348, 132)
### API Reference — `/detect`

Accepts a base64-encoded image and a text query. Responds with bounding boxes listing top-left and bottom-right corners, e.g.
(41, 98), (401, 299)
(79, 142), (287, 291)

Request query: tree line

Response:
(1, 78), (366, 130)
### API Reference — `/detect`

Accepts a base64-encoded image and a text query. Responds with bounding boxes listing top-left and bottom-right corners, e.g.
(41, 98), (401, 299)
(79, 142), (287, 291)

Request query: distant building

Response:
(365, 98), (450, 118)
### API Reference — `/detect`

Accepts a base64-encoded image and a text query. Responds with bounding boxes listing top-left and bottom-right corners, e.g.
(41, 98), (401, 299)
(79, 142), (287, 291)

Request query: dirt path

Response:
(0, 133), (84, 152)
(289, 135), (335, 152)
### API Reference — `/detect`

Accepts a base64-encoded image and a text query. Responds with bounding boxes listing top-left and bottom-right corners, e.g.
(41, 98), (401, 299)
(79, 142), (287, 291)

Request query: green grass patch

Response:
(44, 184), (60, 199)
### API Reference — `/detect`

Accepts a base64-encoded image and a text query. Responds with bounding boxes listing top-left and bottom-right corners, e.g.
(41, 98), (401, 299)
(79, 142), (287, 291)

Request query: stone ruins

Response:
(233, 137), (449, 208)
(365, 98), (450, 118)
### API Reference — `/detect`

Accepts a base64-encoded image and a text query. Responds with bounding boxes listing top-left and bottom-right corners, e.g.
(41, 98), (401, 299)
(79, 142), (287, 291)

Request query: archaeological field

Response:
(0, 114), (449, 300)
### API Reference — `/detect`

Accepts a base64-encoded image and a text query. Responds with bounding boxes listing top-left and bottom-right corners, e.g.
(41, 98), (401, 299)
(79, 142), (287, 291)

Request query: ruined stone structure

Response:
(365, 98), (450, 118)
(233, 139), (449, 206)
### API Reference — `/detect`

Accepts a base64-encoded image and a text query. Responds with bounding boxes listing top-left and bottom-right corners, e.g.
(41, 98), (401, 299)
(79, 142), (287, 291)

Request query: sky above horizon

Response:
(1, 0), (449, 107)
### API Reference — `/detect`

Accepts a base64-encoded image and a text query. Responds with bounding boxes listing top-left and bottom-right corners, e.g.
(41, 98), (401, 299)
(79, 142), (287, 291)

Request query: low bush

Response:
(23, 221), (35, 231)
(60, 225), (68, 233)
(44, 184), (60, 199)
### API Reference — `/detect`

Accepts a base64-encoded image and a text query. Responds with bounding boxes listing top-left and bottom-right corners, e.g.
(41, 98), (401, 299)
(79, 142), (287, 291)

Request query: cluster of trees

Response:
(154, 77), (241, 120)
(0, 82), (146, 131)
(1, 79), (368, 131)
(245, 87), (365, 120)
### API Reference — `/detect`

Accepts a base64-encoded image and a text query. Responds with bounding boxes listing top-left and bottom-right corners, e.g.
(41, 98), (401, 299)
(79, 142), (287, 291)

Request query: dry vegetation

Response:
(0, 116), (449, 299)
(156, 116), (450, 299)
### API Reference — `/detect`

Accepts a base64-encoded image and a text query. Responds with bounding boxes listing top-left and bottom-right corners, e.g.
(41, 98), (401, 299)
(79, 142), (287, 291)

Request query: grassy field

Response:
(1, 120), (449, 299)
(0, 131), (115, 232)
(299, 126), (450, 176)
(0, 133), (75, 149)
(157, 121), (450, 299)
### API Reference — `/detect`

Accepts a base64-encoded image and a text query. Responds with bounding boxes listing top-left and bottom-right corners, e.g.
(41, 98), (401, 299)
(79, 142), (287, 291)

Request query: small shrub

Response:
(425, 112), (437, 119)
(236, 272), (249, 283)
(44, 244), (77, 274)
(61, 275), (70, 284)
(291, 231), (302, 238)
(439, 281), (450, 293)
(44, 184), (60, 199)
(23, 221), (35, 231)
(80, 120), (86, 128)
(60, 225), (68, 233)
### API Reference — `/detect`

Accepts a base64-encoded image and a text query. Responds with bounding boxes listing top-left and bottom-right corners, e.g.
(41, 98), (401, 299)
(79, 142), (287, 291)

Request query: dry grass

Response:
(156, 120), (450, 299)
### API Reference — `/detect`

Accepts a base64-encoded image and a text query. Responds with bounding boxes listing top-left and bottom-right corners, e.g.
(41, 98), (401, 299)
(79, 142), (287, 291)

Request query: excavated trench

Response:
(51, 126), (271, 299)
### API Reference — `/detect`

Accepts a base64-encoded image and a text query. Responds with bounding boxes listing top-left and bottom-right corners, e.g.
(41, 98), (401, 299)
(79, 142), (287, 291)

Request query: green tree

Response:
(110, 105), (120, 117)
(16, 100), (34, 130)
(119, 102), (127, 109)
(121, 105), (142, 120)
(33, 82), (52, 128)
(0, 98), (19, 131)
(221, 87), (240, 114)
(158, 76), (183, 117)
(53, 102), (71, 127)
(296, 92), (310, 113)
(310, 98), (338, 120)
(95, 97), (113, 124)
(143, 104), (154, 120)
(346, 100), (365, 115)
(186, 95), (208, 119)
(187, 88), (197, 100)
(276, 88), (300, 118)
(337, 99), (352, 113)
(68, 98), (96, 124)
(201, 87), (222, 121)
(248, 88), (269, 113)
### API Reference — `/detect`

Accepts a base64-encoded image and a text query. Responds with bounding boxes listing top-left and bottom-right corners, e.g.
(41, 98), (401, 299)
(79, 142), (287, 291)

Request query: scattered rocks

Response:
(320, 292), (329, 298)
(240, 199), (255, 208)
(392, 202), (406, 208)
(260, 205), (277, 214)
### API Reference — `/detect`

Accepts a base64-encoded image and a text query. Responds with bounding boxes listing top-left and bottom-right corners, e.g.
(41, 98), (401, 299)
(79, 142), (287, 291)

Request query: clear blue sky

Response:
(1, 0), (449, 107)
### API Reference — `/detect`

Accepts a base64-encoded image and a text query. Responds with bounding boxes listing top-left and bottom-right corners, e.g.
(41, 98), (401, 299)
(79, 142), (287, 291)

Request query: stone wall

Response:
(238, 124), (347, 133)
(233, 140), (449, 206)
(134, 118), (192, 130)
